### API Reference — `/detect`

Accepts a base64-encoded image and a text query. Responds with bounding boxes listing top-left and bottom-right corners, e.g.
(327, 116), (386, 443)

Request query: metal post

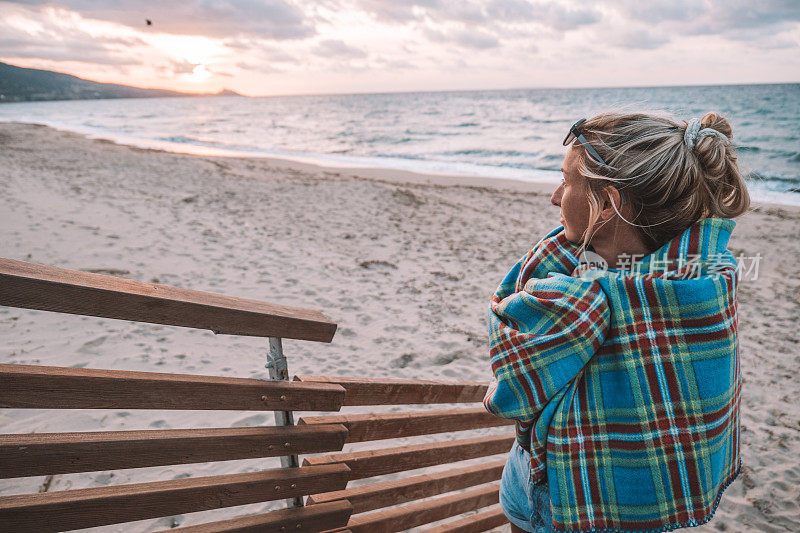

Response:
(266, 337), (303, 508)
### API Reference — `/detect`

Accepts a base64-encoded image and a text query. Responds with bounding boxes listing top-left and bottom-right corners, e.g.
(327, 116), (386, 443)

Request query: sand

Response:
(0, 123), (798, 532)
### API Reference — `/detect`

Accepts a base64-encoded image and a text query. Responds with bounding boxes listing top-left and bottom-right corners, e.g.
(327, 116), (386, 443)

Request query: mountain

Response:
(0, 62), (243, 103)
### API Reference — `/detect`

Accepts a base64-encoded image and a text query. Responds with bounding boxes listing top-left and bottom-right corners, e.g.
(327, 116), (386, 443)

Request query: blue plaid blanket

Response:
(484, 217), (741, 532)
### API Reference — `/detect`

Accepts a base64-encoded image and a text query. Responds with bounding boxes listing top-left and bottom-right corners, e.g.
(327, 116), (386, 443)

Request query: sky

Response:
(1, 0), (799, 96)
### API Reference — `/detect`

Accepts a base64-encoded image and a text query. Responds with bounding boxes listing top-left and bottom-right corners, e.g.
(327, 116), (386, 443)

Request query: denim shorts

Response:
(499, 440), (555, 533)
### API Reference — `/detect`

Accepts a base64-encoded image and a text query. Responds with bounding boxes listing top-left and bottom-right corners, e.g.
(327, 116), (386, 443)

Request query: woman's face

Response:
(550, 145), (592, 243)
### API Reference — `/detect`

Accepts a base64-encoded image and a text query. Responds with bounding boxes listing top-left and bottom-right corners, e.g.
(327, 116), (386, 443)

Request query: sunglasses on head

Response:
(563, 118), (609, 167)
(562, 118), (626, 205)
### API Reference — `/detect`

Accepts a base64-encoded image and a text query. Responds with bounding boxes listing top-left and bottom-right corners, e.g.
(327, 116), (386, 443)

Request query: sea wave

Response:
(160, 135), (207, 145)
(749, 172), (800, 185)
(441, 149), (538, 157)
(1, 83), (798, 206)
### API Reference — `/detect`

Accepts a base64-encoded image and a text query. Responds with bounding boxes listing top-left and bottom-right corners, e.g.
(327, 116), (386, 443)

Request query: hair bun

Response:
(699, 112), (733, 139)
(693, 112), (735, 176)
(689, 112), (746, 219)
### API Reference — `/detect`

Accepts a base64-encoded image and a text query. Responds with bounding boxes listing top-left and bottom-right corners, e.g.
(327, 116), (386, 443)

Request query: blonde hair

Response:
(573, 110), (751, 254)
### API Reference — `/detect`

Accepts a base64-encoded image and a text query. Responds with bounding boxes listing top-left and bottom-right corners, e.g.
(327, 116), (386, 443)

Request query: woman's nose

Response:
(550, 186), (562, 207)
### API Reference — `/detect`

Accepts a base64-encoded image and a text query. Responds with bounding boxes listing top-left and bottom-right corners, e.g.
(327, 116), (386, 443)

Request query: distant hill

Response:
(0, 62), (242, 103)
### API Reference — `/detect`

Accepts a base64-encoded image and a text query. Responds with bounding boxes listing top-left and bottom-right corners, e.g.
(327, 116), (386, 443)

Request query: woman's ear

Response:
(599, 186), (623, 221)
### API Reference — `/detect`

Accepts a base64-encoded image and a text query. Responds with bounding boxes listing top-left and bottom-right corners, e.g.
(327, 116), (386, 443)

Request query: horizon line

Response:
(2, 60), (798, 100)
(249, 79), (800, 99)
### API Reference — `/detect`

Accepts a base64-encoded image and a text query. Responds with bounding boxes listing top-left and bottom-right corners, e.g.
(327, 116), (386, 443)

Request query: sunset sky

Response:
(1, 1), (798, 96)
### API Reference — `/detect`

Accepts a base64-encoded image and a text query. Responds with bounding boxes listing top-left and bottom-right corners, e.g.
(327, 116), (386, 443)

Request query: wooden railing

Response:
(0, 258), (510, 532)
(297, 376), (512, 532)
(0, 257), (336, 341)
(0, 362), (352, 531)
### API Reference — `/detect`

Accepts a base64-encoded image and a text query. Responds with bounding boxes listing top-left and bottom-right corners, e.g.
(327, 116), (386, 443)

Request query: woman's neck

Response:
(589, 223), (651, 270)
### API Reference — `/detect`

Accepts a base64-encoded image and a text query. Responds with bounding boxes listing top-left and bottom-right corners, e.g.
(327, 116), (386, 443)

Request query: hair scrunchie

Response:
(684, 117), (728, 151)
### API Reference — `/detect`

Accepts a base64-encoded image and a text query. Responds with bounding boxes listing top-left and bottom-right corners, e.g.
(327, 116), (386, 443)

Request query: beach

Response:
(1, 122), (799, 532)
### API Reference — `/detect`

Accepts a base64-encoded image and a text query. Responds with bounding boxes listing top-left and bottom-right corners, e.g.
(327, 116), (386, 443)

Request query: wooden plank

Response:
(303, 434), (514, 479)
(164, 500), (353, 532)
(0, 464), (351, 533)
(0, 364), (345, 411)
(0, 257), (336, 342)
(295, 376), (487, 405)
(299, 407), (512, 443)
(0, 424), (348, 478)
(426, 505), (508, 533)
(308, 459), (504, 514)
(344, 482), (500, 533)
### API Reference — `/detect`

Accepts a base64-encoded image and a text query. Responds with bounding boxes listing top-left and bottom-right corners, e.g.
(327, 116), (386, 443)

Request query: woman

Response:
(483, 110), (749, 533)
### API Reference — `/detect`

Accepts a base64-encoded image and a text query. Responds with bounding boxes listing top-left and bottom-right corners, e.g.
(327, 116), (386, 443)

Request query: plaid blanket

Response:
(484, 217), (741, 532)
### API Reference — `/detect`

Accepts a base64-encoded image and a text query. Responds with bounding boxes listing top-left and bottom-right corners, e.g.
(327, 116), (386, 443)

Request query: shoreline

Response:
(0, 119), (564, 189)
(4, 120), (800, 211)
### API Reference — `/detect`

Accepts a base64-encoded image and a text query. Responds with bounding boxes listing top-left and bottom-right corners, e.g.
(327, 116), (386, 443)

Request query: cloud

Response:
(699, 0), (800, 31)
(604, 0), (702, 24)
(312, 39), (367, 59)
(13, 0), (316, 39)
(438, 3), (487, 24)
(525, 3), (601, 31)
(353, 0), (442, 24)
(224, 40), (297, 63)
(170, 59), (198, 74)
(721, 26), (800, 49)
(591, 0), (799, 52)
(419, 25), (500, 50)
(0, 8), (144, 66)
(234, 61), (284, 74)
(374, 56), (417, 69)
(607, 0), (800, 36)
(421, 27), (448, 43)
(350, 0), (601, 53)
(353, 0), (600, 32)
(386, 59), (416, 69)
(453, 30), (499, 49)
(0, 37), (140, 65)
(484, 0), (536, 21)
(611, 28), (670, 50)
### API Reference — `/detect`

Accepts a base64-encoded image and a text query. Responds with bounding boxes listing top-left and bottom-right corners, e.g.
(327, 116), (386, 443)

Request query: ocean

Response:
(1, 83), (798, 205)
